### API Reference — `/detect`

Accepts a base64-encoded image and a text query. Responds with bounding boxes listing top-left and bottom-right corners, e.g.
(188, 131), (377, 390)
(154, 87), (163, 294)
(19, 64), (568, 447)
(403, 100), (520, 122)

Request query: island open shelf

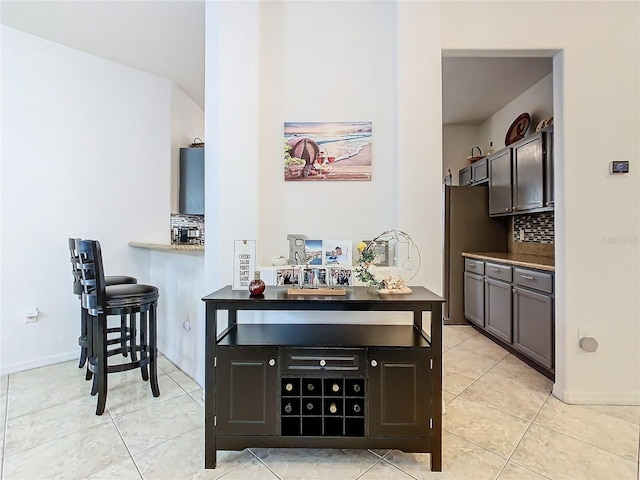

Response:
(217, 324), (431, 348)
(203, 286), (444, 472)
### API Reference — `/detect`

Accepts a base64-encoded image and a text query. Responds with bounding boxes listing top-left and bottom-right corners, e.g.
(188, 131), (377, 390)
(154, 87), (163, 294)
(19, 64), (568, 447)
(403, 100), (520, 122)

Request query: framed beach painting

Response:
(284, 121), (372, 181)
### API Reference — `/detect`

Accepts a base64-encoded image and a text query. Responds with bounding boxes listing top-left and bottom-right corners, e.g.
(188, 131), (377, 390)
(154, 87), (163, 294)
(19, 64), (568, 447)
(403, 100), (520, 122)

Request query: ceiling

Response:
(442, 57), (553, 125)
(1, 2), (552, 123)
(0, 0), (205, 109)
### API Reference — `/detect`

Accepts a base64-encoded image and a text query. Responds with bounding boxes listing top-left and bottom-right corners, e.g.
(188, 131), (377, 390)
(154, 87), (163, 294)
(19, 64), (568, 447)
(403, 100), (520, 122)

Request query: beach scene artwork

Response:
(284, 121), (372, 181)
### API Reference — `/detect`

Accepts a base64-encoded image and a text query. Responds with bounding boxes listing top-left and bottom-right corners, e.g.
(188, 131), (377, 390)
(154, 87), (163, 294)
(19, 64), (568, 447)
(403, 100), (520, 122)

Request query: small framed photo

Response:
(322, 240), (352, 266)
(329, 267), (352, 287)
(274, 267), (300, 287)
(301, 267), (328, 288)
(364, 240), (389, 266)
(304, 239), (323, 265)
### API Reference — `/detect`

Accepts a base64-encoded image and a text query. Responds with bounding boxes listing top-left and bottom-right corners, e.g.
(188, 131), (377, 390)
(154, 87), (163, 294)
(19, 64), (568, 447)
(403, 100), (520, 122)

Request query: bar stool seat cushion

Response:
(105, 284), (159, 309)
(106, 275), (138, 286)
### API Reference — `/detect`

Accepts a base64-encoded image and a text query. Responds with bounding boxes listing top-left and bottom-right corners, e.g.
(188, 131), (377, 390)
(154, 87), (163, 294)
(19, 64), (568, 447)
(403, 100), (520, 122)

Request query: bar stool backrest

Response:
(68, 238), (85, 297)
(75, 239), (106, 316)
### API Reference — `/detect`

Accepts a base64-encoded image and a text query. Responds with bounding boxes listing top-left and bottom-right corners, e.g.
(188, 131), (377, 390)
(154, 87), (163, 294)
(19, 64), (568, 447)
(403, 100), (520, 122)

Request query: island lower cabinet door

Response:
(368, 349), (431, 437)
(484, 278), (512, 344)
(216, 347), (278, 435)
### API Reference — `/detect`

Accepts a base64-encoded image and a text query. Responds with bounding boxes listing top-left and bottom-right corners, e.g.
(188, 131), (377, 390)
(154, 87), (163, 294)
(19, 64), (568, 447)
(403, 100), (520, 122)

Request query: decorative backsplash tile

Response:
(513, 212), (554, 244)
(171, 214), (205, 245)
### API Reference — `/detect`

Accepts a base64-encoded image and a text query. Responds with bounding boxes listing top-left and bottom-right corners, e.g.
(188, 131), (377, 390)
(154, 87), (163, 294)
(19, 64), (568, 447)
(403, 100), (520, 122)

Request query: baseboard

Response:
(552, 386), (640, 406)
(0, 350), (78, 376)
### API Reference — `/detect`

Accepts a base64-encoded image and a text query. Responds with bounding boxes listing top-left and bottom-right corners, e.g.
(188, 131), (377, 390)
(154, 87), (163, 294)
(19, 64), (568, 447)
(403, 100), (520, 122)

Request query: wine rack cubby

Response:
(281, 377), (365, 437)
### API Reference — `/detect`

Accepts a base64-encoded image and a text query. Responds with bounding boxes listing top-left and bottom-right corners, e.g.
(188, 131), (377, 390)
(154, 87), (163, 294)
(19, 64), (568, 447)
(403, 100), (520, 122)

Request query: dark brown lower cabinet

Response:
(368, 348), (431, 437)
(216, 347), (278, 435)
(203, 286), (445, 472)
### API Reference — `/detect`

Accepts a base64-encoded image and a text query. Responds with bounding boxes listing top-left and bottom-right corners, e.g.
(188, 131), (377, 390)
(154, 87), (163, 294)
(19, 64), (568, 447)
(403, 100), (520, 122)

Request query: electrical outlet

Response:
(24, 306), (39, 323)
(519, 229), (525, 241)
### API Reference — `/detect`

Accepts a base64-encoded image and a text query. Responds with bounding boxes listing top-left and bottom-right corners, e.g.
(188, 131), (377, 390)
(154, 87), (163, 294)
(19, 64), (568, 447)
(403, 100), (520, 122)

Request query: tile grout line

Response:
(374, 449), (418, 479)
(637, 425), (640, 480)
(529, 405), (640, 464)
(499, 392), (551, 476)
(1, 375), (10, 480)
(352, 451), (390, 480)
(246, 449), (283, 480)
(108, 406), (145, 480)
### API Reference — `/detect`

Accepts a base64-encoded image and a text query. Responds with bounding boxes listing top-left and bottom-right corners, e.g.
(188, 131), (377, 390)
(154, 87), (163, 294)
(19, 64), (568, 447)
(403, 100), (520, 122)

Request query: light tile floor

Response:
(1, 326), (638, 480)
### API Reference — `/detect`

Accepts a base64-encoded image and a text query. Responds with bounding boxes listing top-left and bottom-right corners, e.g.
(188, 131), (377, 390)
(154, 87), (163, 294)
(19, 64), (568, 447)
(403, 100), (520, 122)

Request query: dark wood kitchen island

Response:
(202, 286), (445, 471)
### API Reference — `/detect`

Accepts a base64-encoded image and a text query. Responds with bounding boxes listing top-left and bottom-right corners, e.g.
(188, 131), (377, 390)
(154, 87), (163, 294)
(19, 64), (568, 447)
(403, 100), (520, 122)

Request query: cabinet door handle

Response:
(469, 262), (475, 267)
(370, 360), (378, 367)
(319, 359), (326, 367)
(268, 359), (276, 367)
(521, 275), (535, 280)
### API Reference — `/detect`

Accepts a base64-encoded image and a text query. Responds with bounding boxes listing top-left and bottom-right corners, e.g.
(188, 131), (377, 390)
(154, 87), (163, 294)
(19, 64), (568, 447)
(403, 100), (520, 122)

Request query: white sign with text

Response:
(233, 240), (256, 290)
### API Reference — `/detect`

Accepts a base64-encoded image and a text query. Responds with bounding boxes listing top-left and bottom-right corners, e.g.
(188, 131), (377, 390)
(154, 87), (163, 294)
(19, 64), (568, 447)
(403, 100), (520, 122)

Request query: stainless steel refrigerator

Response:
(443, 185), (508, 325)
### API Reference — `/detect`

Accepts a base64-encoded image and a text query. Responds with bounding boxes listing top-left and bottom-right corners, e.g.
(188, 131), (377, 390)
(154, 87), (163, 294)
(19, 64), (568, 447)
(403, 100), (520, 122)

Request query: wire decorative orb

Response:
(356, 230), (420, 292)
(372, 229), (421, 281)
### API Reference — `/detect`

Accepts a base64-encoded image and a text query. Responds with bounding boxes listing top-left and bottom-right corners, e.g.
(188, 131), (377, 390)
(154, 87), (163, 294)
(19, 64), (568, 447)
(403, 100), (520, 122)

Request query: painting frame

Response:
(284, 121), (372, 182)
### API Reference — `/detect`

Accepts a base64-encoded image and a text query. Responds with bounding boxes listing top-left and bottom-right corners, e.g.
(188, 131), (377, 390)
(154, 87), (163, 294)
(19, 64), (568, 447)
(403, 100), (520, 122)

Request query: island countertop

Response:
(462, 252), (555, 272)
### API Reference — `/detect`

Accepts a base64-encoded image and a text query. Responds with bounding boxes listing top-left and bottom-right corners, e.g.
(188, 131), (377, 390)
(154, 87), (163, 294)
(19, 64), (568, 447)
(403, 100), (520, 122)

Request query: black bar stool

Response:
(75, 239), (160, 415)
(69, 238), (137, 375)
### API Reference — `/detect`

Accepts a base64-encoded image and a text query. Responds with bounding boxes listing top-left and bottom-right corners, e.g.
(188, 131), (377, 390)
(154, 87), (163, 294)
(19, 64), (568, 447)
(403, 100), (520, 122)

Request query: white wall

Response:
(257, 1), (399, 264)
(0, 26), (172, 374)
(442, 126), (480, 185)
(149, 250), (205, 386)
(443, 1), (639, 404)
(204, 1), (443, 328)
(479, 73), (553, 151)
(170, 84), (204, 213)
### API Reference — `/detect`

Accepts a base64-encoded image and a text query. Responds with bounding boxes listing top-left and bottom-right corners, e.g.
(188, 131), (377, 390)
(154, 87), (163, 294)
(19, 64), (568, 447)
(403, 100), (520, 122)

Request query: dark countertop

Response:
(462, 252), (555, 272)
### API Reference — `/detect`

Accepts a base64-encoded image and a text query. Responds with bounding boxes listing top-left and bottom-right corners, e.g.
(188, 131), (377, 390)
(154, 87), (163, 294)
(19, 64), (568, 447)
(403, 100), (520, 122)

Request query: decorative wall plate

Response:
(505, 113), (531, 146)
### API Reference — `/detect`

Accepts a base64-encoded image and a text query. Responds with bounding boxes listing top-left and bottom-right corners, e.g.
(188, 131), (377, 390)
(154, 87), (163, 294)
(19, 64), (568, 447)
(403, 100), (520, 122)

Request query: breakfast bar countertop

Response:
(462, 251), (555, 272)
(128, 241), (204, 254)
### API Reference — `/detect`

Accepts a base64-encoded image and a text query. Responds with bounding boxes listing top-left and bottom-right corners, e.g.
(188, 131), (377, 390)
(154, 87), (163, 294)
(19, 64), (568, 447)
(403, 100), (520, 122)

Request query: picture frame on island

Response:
(274, 267), (300, 287)
(301, 267), (328, 288)
(322, 240), (352, 266)
(329, 267), (352, 287)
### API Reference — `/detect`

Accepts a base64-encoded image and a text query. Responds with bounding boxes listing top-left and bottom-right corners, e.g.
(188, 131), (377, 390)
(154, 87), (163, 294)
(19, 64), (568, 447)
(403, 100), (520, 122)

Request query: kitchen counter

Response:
(128, 241), (204, 254)
(462, 252), (555, 272)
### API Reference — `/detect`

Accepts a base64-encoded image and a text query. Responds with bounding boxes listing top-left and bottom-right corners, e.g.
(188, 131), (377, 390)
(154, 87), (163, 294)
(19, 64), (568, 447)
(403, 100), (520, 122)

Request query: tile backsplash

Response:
(513, 212), (555, 244)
